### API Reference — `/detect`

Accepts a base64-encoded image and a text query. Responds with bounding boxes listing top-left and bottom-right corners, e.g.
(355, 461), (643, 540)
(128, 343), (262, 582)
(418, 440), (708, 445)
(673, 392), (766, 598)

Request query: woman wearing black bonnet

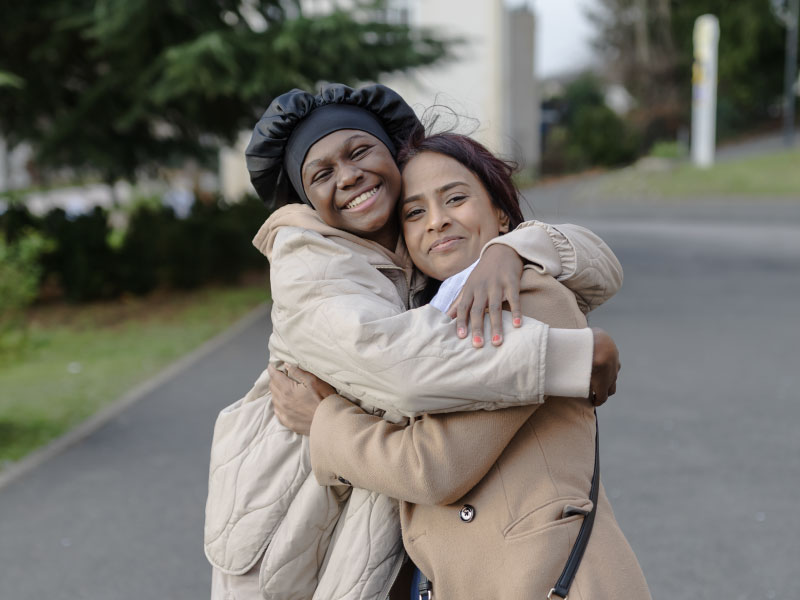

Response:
(204, 83), (626, 599)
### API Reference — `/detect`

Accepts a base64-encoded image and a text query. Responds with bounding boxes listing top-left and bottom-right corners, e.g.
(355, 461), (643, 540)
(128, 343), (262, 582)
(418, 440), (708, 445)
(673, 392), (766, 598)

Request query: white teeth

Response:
(345, 186), (379, 209)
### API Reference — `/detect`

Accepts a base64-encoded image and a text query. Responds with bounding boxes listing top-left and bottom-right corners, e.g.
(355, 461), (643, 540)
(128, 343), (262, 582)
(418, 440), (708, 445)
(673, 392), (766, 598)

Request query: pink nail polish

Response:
(458, 327), (466, 337)
(492, 334), (502, 344)
(513, 318), (522, 327)
(473, 335), (483, 345)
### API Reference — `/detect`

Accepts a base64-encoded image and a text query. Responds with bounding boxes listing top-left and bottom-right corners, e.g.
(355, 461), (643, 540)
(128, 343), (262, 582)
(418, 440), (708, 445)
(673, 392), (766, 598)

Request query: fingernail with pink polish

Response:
(513, 318), (522, 327)
(473, 335), (483, 346)
(458, 327), (466, 338)
(492, 334), (502, 345)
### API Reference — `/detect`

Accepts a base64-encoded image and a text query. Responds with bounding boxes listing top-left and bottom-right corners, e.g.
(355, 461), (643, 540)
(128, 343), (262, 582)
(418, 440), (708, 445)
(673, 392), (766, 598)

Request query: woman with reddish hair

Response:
(271, 132), (651, 599)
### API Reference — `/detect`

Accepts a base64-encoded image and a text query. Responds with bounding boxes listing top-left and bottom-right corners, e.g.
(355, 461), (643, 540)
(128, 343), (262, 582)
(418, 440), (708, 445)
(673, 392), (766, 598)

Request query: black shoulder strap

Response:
(417, 573), (432, 600)
(548, 410), (600, 599)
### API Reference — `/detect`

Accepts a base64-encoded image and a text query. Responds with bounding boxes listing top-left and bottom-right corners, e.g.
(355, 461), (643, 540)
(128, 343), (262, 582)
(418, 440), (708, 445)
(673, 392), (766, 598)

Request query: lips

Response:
(343, 184), (380, 210)
(429, 236), (464, 253)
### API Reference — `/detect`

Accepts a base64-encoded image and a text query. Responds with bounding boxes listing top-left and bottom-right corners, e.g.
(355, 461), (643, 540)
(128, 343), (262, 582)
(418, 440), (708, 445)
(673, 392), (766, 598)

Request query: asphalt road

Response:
(1, 190), (799, 599)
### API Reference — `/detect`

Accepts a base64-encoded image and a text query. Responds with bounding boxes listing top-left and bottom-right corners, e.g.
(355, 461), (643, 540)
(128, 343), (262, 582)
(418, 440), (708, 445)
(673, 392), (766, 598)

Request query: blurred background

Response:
(0, 1), (798, 599)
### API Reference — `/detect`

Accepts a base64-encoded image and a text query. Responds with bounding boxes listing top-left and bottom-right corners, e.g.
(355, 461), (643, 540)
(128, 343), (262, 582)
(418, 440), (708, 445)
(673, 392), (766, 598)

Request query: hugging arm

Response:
(449, 221), (623, 344)
(311, 396), (536, 505)
(272, 271), (598, 505)
(268, 364), (534, 504)
(485, 221), (623, 313)
(268, 227), (594, 418)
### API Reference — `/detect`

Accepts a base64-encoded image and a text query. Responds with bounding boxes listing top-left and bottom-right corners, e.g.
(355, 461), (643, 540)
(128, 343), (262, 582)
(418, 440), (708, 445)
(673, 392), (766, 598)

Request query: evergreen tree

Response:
(0, 1), (451, 185)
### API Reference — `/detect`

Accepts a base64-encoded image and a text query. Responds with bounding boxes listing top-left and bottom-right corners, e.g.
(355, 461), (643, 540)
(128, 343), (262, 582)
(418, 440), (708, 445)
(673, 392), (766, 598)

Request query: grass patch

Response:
(600, 148), (800, 199)
(0, 281), (269, 465)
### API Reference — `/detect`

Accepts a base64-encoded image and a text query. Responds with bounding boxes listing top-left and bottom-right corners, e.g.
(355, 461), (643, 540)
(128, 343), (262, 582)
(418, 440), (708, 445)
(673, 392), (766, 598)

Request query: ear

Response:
(496, 208), (510, 233)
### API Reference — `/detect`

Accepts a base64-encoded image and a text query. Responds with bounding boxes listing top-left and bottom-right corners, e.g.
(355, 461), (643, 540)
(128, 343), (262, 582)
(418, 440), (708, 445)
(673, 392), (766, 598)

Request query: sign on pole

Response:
(691, 14), (720, 169)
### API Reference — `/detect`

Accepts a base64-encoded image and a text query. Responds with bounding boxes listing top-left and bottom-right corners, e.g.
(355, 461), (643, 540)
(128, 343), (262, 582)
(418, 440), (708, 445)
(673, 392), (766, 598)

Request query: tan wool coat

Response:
(310, 269), (652, 600)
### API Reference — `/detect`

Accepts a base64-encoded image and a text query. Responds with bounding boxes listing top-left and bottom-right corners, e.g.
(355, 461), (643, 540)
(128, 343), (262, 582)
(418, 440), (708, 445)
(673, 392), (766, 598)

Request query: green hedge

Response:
(0, 196), (271, 303)
(0, 229), (51, 350)
(541, 73), (642, 175)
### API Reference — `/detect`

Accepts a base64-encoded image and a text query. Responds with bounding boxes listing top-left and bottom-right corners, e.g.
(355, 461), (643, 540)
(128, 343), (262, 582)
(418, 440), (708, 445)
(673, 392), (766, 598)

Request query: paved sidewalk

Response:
(0, 309), (272, 600)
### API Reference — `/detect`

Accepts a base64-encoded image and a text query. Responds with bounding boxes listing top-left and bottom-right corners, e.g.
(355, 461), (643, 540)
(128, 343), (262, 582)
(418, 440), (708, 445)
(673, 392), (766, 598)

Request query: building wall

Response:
(384, 1), (539, 168)
(219, 0), (540, 201)
(505, 6), (540, 169)
(382, 0), (507, 155)
(0, 139), (33, 192)
(219, 131), (253, 202)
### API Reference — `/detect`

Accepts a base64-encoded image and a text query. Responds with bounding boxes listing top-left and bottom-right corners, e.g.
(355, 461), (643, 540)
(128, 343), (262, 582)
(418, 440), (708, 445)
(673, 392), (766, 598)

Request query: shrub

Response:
(40, 207), (120, 302)
(116, 206), (174, 295)
(121, 196), (267, 290)
(0, 230), (52, 351)
(0, 202), (41, 243)
(1, 194), (270, 302)
(541, 72), (643, 174)
(568, 104), (640, 167)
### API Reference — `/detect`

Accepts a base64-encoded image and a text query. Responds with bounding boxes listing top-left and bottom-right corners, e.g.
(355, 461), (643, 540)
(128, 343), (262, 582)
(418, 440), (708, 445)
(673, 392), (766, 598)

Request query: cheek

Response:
(307, 185), (334, 214)
(480, 219), (502, 239)
(460, 207), (496, 240)
(381, 157), (401, 189)
(402, 222), (425, 260)
(474, 207), (503, 239)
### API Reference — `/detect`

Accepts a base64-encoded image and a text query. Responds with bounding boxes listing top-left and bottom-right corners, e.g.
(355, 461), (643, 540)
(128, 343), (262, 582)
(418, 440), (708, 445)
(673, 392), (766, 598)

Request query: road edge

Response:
(0, 302), (271, 492)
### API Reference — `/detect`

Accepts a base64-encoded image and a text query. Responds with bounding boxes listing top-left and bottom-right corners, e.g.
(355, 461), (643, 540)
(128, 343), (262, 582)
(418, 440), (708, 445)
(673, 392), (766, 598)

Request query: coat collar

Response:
(253, 204), (414, 272)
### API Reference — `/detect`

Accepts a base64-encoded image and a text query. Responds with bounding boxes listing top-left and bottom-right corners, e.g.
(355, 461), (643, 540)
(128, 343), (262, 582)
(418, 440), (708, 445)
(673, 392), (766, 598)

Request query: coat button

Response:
(337, 476), (351, 486)
(459, 504), (475, 522)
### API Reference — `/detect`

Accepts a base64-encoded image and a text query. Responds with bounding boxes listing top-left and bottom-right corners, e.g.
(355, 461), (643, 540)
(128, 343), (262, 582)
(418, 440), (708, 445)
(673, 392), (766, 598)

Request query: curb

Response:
(0, 302), (271, 492)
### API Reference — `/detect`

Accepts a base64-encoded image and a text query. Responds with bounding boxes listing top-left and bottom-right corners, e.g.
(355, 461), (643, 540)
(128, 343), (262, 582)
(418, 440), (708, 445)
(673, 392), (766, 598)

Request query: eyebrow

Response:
(402, 181), (468, 205)
(303, 134), (371, 174)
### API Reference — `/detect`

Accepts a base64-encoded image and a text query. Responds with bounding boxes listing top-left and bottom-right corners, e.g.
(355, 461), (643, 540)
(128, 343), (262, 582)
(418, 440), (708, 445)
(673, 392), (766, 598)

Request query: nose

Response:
(426, 204), (451, 232)
(336, 164), (363, 190)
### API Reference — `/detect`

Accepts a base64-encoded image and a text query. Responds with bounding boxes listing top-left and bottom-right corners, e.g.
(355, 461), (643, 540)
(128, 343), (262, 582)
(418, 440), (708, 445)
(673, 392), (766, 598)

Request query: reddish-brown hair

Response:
(397, 131), (524, 230)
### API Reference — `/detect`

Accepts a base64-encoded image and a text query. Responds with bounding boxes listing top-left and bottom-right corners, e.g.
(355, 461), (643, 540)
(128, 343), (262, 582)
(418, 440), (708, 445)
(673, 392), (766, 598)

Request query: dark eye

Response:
(351, 145), (371, 159)
(446, 194), (467, 204)
(311, 168), (332, 184)
(404, 207), (424, 220)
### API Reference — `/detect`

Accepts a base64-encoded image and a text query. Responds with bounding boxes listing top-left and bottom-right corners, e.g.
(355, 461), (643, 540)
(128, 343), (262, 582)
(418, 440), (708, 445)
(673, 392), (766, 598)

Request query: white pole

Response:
(0, 136), (8, 193)
(691, 14), (720, 169)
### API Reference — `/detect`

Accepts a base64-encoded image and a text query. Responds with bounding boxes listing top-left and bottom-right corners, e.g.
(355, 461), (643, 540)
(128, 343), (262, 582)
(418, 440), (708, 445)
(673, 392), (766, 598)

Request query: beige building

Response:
(221, 0), (540, 200)
(383, 0), (539, 170)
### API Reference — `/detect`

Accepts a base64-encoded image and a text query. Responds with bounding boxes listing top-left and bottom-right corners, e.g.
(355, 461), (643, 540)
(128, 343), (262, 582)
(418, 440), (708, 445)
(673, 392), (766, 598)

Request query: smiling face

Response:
(401, 151), (510, 280)
(301, 129), (402, 249)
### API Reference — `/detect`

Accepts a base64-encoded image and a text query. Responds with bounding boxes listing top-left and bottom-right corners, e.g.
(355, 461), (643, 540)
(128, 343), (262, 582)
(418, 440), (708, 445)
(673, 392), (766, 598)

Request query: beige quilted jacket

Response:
(204, 205), (622, 599)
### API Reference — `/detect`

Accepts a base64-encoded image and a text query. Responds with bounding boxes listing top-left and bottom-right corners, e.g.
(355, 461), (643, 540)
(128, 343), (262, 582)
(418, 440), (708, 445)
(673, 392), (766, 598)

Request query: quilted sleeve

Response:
(308, 271), (590, 504)
(482, 220), (623, 313)
(269, 227), (593, 417)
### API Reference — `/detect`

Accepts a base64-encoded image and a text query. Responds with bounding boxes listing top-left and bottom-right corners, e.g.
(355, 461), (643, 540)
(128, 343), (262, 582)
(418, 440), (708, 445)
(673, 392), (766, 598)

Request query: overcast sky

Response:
(510, 0), (600, 78)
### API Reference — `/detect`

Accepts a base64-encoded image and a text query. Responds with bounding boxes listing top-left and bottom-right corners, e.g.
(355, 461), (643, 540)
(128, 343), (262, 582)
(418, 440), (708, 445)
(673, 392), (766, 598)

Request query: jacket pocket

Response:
(502, 495), (593, 541)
